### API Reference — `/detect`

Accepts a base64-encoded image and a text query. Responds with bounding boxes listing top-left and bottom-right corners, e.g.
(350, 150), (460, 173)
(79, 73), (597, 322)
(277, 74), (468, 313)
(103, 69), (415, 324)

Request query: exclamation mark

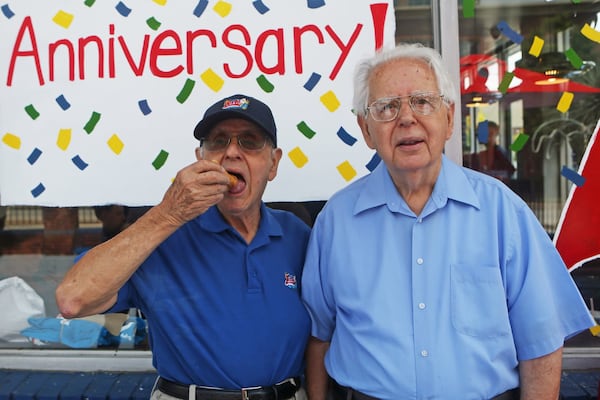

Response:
(370, 3), (388, 51)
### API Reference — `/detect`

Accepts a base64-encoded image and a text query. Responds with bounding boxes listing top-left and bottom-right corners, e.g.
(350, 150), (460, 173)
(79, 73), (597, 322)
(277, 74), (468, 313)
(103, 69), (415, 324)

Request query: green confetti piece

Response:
(565, 48), (583, 69)
(25, 104), (40, 120)
(256, 74), (274, 93)
(497, 71), (514, 94)
(572, 0), (581, 3)
(297, 121), (316, 139)
(462, 0), (475, 18)
(146, 16), (161, 31)
(176, 79), (195, 104)
(83, 111), (101, 134)
(84, 0), (96, 6)
(152, 149), (169, 170)
(510, 133), (529, 152)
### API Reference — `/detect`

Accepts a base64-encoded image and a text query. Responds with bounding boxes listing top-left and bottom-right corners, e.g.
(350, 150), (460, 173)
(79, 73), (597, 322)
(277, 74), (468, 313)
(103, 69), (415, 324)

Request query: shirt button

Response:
(418, 303), (426, 310)
(421, 350), (429, 357)
(416, 258), (424, 265)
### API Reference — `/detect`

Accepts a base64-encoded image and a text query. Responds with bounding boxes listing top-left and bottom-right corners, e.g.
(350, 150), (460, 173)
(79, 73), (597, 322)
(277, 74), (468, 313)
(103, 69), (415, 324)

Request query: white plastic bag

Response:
(0, 276), (46, 342)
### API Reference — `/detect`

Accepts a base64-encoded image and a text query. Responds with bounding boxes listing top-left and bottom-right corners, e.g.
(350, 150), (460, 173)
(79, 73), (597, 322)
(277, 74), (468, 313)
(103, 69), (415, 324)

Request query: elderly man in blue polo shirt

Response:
(57, 94), (310, 400)
(301, 43), (595, 400)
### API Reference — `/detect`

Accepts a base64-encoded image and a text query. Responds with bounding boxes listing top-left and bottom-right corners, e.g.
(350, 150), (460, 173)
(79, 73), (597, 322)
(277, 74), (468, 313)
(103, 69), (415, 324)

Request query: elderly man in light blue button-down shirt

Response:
(301, 43), (594, 400)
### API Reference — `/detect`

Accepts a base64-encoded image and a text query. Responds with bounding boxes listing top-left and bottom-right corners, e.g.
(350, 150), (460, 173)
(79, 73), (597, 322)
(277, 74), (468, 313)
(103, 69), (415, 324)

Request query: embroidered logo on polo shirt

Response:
(284, 272), (297, 289)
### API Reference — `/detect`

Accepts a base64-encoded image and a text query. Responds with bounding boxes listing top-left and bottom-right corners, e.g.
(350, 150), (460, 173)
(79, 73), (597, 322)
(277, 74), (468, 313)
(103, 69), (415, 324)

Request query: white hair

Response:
(352, 43), (457, 117)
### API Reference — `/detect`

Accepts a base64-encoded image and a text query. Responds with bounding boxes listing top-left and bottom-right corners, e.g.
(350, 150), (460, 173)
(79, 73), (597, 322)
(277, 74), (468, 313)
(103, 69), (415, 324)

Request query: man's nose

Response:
(224, 136), (242, 154)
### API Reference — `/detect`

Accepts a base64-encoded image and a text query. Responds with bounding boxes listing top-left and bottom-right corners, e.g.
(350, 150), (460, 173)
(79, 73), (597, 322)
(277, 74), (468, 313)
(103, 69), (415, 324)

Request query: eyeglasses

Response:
(200, 132), (269, 152)
(366, 92), (446, 121)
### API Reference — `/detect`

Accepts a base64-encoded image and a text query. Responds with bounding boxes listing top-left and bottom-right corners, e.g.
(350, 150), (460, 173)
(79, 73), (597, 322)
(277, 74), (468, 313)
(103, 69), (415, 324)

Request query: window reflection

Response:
(459, 0), (600, 234)
(458, 0), (600, 326)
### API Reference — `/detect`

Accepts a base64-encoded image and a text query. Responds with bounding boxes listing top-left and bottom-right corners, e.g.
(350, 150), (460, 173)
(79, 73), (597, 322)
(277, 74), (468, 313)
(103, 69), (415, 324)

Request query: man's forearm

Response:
(519, 347), (563, 400)
(55, 205), (179, 318)
(305, 336), (330, 400)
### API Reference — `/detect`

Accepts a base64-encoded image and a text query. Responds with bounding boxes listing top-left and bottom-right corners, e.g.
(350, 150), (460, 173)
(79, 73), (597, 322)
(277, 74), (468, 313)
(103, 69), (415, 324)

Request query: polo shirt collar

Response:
(354, 155), (480, 216)
(197, 203), (283, 241)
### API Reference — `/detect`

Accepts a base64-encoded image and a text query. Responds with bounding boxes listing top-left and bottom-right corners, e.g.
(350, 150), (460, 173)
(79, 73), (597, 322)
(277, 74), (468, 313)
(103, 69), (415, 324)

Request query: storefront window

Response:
(459, 0), (600, 231)
(458, 0), (600, 325)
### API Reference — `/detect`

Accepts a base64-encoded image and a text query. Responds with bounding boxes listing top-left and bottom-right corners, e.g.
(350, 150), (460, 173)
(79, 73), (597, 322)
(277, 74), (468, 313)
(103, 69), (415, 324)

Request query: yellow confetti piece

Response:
(476, 111), (488, 124)
(528, 36), (544, 57)
(52, 10), (74, 29)
(337, 160), (357, 181)
(320, 90), (341, 112)
(108, 134), (124, 155)
(288, 146), (308, 168)
(201, 68), (225, 92)
(590, 324), (600, 337)
(56, 128), (72, 150)
(153, 0), (167, 5)
(556, 92), (574, 113)
(581, 23), (600, 43)
(2, 133), (21, 149)
(213, 1), (232, 17)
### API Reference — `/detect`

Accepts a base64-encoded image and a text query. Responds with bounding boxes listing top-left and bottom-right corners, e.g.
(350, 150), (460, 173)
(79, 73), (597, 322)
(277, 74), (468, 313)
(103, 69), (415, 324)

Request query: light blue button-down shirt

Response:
(302, 155), (594, 400)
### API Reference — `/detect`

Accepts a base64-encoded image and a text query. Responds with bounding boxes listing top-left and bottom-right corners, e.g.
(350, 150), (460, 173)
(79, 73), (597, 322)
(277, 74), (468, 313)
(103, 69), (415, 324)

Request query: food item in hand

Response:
(227, 173), (238, 187)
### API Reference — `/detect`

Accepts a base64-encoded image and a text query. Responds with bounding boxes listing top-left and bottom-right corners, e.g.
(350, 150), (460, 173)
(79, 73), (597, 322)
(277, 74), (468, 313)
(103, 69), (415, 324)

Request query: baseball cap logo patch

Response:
(222, 98), (249, 111)
(193, 94), (277, 146)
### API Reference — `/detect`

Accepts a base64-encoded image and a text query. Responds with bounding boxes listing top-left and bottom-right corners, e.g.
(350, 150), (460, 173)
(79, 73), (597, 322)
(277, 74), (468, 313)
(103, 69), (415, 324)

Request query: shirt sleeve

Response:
(301, 211), (336, 342)
(505, 202), (594, 360)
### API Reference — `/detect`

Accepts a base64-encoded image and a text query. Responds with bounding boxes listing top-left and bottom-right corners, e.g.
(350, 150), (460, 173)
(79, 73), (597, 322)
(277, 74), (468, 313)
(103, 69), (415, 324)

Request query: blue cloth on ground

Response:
(20, 316), (146, 348)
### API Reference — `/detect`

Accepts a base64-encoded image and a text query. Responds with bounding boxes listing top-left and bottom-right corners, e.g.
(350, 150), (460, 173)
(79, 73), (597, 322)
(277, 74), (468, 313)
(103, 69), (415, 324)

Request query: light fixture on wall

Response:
(516, 51), (596, 85)
(463, 66), (503, 107)
(466, 95), (497, 108)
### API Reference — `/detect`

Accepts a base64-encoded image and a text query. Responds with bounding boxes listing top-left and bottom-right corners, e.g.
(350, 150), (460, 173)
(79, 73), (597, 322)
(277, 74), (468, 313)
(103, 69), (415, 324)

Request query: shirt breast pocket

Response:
(450, 263), (511, 338)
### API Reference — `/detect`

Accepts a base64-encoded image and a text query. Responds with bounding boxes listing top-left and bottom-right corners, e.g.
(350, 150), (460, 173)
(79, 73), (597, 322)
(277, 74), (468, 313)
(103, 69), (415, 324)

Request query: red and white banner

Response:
(554, 119), (600, 271)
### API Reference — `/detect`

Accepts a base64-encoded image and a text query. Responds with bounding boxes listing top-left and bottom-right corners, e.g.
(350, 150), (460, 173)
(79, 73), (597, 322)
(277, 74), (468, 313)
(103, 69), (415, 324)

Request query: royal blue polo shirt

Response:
(109, 203), (311, 388)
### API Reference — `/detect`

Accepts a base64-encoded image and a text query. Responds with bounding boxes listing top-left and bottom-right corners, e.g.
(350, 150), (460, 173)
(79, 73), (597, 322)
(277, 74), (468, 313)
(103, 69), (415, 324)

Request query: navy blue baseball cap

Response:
(193, 94), (277, 147)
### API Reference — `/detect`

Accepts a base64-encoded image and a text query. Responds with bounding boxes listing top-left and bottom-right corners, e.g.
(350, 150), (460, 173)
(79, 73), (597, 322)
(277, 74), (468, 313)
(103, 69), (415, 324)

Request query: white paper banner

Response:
(0, 1), (395, 206)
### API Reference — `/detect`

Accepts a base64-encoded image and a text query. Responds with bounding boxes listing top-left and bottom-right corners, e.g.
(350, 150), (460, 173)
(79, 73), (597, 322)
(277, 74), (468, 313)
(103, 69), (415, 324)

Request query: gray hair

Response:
(352, 43), (457, 117)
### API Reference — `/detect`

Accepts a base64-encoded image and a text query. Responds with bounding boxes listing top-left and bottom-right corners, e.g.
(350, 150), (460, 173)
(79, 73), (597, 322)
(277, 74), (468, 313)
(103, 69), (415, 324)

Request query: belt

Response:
(491, 388), (520, 400)
(330, 378), (377, 400)
(330, 378), (519, 400)
(156, 377), (300, 400)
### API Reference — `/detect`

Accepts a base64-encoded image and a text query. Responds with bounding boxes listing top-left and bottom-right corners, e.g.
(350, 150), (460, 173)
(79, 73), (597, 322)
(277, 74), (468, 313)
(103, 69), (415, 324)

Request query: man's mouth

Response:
(227, 171), (245, 193)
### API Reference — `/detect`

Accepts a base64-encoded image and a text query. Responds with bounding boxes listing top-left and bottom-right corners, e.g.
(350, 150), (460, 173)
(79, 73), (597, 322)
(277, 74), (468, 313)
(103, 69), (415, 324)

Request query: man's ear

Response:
(195, 147), (203, 161)
(268, 148), (283, 182)
(445, 102), (455, 140)
(358, 115), (376, 150)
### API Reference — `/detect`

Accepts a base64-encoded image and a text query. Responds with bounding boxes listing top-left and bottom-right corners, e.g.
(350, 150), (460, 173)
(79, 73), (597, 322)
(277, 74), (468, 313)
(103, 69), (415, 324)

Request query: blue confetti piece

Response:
(365, 153), (381, 172)
(307, 0), (326, 9)
(72, 155), (89, 170)
(55, 94), (71, 110)
(252, 0), (269, 14)
(193, 0), (209, 17)
(303, 72), (321, 91)
(1, 4), (14, 18)
(27, 148), (42, 165)
(561, 165), (585, 187)
(337, 127), (357, 146)
(31, 183), (45, 198)
(496, 21), (523, 44)
(116, 1), (132, 17)
(138, 99), (152, 115)
(477, 120), (489, 144)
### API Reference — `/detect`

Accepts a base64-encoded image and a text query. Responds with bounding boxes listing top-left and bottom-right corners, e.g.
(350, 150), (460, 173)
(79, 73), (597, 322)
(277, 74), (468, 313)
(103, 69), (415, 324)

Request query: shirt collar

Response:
(355, 155), (480, 216)
(198, 203), (283, 240)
